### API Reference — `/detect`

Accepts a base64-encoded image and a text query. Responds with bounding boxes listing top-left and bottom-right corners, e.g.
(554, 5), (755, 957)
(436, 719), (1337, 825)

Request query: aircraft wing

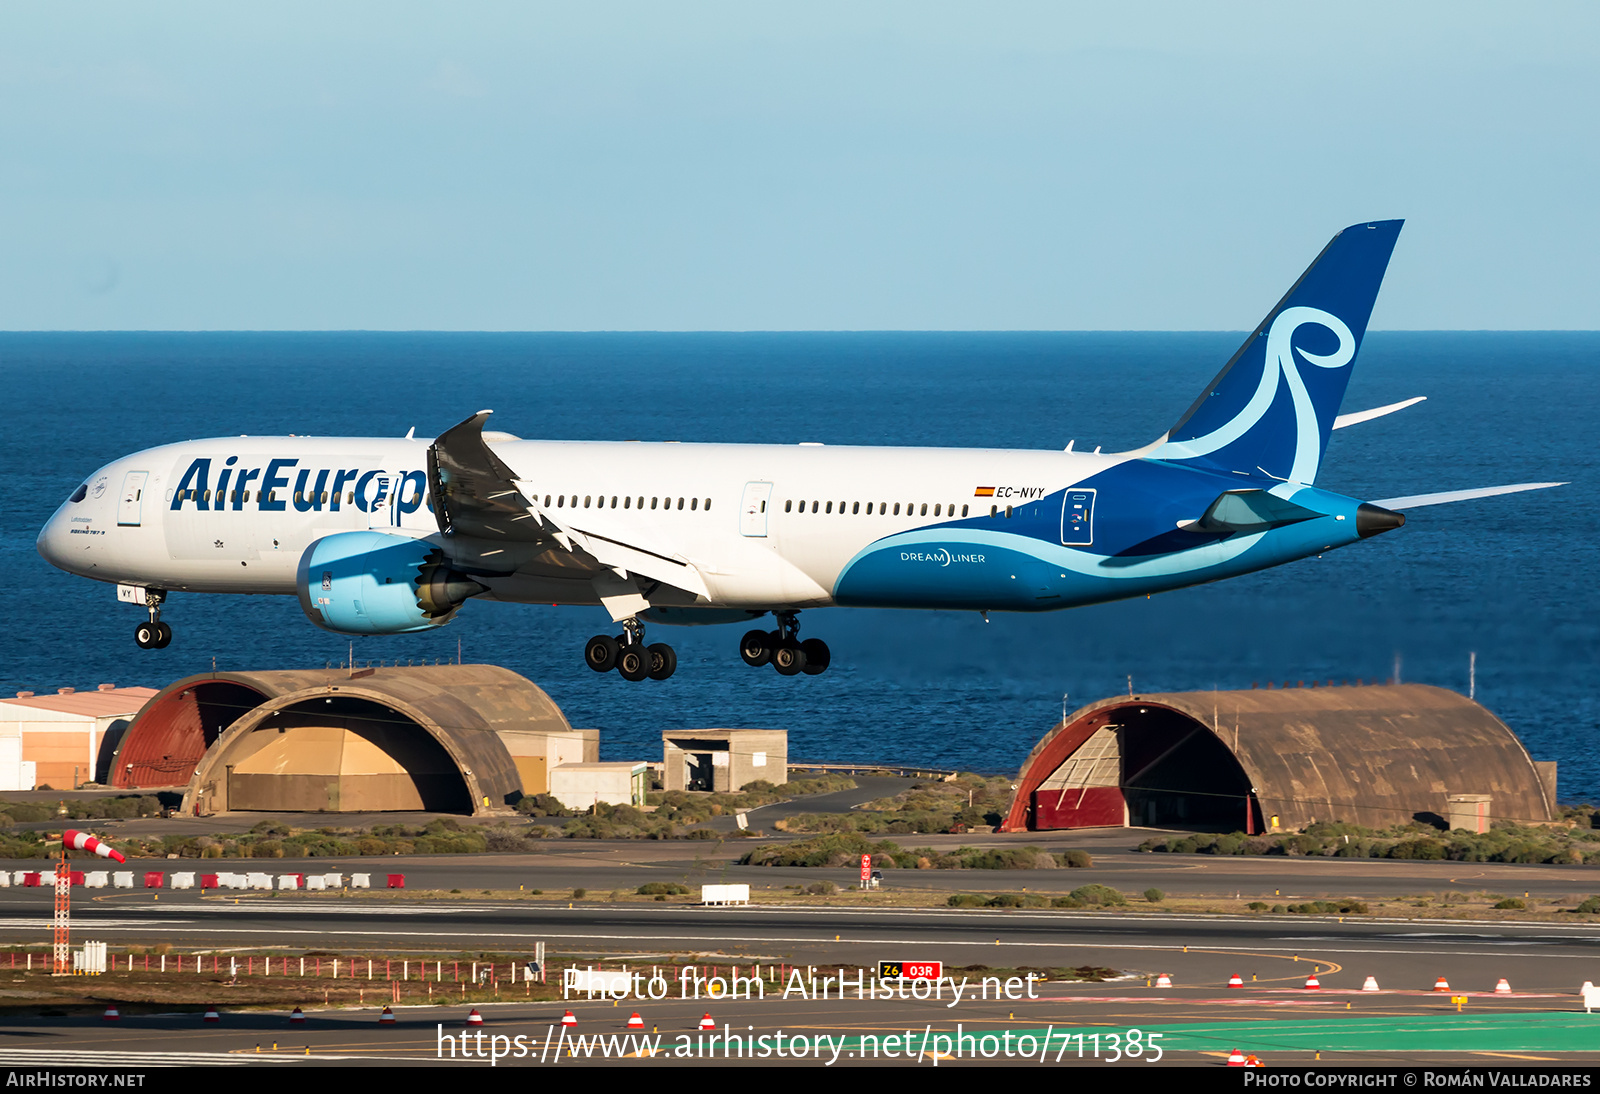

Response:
(1369, 482), (1568, 510)
(428, 411), (710, 600)
(427, 410), (545, 540)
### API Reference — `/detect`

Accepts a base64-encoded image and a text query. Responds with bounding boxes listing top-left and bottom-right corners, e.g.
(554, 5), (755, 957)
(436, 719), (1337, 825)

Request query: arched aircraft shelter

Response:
(109, 665), (572, 817)
(1001, 684), (1555, 833)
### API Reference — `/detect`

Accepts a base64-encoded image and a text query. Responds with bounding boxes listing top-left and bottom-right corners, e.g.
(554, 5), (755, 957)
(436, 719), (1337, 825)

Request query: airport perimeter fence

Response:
(0, 947), (794, 995)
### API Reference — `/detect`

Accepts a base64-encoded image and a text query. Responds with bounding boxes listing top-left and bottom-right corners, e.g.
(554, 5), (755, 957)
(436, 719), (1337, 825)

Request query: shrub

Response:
(1144, 888), (1165, 903)
(636, 882), (691, 896)
(1576, 896), (1600, 914)
(572, 888), (587, 899)
(1060, 850), (1093, 868)
(804, 882), (836, 896)
(1068, 884), (1125, 906)
(1494, 898), (1526, 910)
(1247, 901), (1268, 911)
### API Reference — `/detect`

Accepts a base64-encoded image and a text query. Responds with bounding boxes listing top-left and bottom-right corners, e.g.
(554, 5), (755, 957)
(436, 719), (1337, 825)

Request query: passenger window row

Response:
(539, 494), (711, 512)
(177, 489), (357, 505)
(784, 500), (971, 518)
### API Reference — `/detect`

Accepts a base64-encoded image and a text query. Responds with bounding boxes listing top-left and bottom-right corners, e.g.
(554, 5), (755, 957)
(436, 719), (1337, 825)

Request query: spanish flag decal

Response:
(973, 487), (996, 497)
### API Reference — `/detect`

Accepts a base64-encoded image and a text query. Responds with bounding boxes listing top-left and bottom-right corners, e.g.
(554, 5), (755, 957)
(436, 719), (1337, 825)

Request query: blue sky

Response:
(1, 2), (1595, 330)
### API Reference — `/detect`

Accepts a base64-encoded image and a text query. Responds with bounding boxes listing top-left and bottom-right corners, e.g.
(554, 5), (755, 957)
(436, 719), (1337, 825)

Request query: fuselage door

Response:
(1060, 489), (1096, 546)
(117, 471), (149, 527)
(739, 481), (774, 537)
(367, 472), (401, 529)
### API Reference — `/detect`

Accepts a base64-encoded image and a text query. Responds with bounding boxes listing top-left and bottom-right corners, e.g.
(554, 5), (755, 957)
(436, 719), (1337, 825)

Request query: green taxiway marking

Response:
(831, 1013), (1600, 1054)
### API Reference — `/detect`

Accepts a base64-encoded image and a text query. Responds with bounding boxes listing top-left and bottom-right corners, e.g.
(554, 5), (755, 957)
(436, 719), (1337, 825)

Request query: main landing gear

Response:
(740, 612), (829, 676)
(133, 590), (171, 650)
(584, 618), (676, 682)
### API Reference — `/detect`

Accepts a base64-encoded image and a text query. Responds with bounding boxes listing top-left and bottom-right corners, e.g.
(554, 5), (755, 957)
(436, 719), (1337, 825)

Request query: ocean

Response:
(3, 332), (1595, 799)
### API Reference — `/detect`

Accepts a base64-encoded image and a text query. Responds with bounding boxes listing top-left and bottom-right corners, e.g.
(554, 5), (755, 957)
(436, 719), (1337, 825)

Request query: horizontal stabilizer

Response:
(1179, 489), (1323, 534)
(1371, 482), (1568, 510)
(1333, 396), (1426, 429)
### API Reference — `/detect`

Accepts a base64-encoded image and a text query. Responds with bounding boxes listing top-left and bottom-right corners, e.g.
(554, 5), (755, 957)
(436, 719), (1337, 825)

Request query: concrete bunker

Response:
(1002, 683), (1556, 833)
(662, 729), (787, 794)
(173, 664), (571, 817)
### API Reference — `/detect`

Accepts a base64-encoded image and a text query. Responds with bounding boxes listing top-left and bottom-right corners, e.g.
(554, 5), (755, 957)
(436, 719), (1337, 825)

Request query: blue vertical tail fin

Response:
(1152, 220), (1403, 485)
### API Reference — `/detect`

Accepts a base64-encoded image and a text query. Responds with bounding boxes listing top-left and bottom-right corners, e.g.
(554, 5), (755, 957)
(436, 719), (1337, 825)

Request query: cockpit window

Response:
(69, 483), (88, 503)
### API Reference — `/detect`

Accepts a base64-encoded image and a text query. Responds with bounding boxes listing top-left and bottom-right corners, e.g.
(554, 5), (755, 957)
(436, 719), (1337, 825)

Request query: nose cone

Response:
(36, 507), (73, 570)
(1356, 502), (1406, 539)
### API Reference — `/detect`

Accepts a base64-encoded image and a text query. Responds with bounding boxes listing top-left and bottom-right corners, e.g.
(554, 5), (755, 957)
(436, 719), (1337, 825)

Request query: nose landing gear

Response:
(585, 618), (675, 682)
(133, 590), (171, 649)
(740, 612), (829, 676)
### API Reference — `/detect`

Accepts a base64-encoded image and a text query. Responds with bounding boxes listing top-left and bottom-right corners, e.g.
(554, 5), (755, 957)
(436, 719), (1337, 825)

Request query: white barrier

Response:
(351, 873), (370, 889)
(73, 941), (107, 975)
(1584, 981), (1600, 1013)
(304, 875), (326, 891)
(218, 872), (247, 889)
(322, 873), (343, 887)
(701, 884), (750, 906)
(278, 875), (299, 891)
(112, 871), (134, 889)
(247, 872), (273, 890)
(0, 872), (8, 888)
(10, 872), (24, 886)
(169, 872), (195, 890)
(83, 871), (108, 888)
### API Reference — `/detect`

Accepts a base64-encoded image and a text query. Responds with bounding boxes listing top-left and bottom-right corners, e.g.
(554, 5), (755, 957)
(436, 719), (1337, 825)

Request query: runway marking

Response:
(1470, 1051), (1559, 1061)
(1046, 996), (1350, 1007)
(1177, 946), (1341, 982)
(0, 1048), (302, 1066)
(16, 899), (1600, 936)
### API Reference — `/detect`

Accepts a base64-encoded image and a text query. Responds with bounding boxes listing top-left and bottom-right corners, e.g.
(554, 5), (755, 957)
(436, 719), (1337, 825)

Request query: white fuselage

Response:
(38, 434), (1130, 612)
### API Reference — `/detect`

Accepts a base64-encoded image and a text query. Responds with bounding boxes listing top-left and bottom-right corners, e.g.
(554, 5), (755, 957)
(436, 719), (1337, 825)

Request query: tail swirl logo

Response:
(1166, 306), (1353, 485)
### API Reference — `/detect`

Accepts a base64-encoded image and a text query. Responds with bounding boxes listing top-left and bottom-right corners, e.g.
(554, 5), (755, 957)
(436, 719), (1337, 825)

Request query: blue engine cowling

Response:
(296, 531), (485, 635)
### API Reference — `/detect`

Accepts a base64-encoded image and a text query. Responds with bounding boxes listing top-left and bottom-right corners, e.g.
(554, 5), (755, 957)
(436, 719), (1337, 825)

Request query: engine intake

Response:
(296, 531), (485, 635)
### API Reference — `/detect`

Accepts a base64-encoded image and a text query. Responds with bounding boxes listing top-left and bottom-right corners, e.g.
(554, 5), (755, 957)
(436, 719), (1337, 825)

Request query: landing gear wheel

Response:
(799, 638), (829, 675)
(617, 643), (652, 682)
(153, 621), (173, 649)
(646, 643), (677, 681)
(772, 641), (807, 676)
(739, 629), (773, 667)
(585, 634), (619, 672)
(134, 621), (158, 649)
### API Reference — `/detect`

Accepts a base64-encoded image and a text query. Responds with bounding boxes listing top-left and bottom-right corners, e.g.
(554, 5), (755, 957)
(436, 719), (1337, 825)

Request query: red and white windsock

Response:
(63, 830), (125, 864)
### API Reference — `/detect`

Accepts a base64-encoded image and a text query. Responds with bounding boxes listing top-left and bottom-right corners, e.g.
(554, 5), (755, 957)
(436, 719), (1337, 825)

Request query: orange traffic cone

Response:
(1226, 1048), (1245, 1066)
(466, 1008), (484, 1026)
(203, 1006), (220, 1023)
(1304, 974), (1321, 990)
(1245, 1054), (1262, 1067)
(1361, 976), (1380, 992)
(627, 1012), (645, 1029)
(698, 1013), (716, 1030)
(1155, 973), (1173, 988)
(102, 1006), (120, 1021)
(1495, 979), (1512, 994)
(560, 1010), (577, 1028)
(1433, 976), (1450, 992)
(379, 1006), (396, 1024)
(1227, 974), (1243, 988)
(290, 1006), (305, 1024)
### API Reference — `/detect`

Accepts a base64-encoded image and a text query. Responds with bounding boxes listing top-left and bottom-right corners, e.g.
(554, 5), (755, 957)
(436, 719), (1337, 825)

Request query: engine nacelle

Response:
(296, 531), (485, 635)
